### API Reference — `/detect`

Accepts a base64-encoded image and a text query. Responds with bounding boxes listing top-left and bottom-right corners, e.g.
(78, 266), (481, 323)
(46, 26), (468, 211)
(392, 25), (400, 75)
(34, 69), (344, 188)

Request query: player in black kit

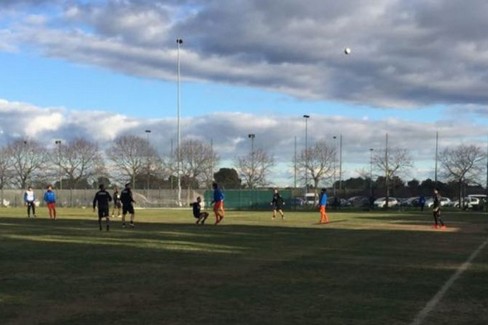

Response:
(93, 184), (113, 231)
(270, 188), (285, 220)
(120, 183), (136, 228)
(191, 196), (209, 224)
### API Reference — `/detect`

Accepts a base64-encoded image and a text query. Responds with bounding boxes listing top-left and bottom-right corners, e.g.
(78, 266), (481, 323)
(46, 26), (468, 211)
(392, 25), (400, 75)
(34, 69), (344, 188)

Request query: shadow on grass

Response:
(1, 215), (487, 325)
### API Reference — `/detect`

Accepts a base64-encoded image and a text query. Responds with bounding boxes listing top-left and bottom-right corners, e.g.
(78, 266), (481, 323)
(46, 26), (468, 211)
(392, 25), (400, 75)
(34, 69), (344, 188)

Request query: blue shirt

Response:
(44, 190), (56, 203)
(213, 188), (224, 202)
(319, 192), (328, 206)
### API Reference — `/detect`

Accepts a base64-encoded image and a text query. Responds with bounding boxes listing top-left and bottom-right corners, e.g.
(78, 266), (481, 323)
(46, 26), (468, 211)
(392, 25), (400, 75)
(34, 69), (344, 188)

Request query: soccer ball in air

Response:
(344, 48), (351, 55)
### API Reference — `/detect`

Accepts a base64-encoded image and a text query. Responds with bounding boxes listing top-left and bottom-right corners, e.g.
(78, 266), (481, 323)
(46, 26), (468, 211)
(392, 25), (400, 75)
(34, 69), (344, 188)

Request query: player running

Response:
(93, 184), (113, 231)
(270, 188), (285, 220)
(212, 182), (225, 225)
(191, 196), (209, 224)
(120, 183), (136, 228)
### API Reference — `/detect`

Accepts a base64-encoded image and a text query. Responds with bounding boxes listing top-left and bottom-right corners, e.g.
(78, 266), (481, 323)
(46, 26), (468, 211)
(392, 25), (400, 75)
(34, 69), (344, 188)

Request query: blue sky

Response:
(1, 0), (488, 187)
(0, 51), (446, 123)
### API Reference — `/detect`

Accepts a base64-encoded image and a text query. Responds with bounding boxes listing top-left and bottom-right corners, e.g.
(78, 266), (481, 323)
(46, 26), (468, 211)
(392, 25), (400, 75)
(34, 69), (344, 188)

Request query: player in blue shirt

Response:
(318, 188), (329, 224)
(212, 182), (225, 225)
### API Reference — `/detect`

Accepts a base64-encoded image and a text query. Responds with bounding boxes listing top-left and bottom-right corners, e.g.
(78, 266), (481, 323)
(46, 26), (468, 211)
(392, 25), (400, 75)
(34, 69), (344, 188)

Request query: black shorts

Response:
(193, 212), (208, 219)
(98, 206), (110, 219)
(122, 204), (135, 215)
(114, 201), (122, 209)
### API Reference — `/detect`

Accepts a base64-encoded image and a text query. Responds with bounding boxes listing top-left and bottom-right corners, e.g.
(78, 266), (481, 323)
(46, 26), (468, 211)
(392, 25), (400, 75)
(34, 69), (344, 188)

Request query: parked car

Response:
(425, 197), (452, 208)
(286, 197), (304, 207)
(373, 197), (399, 208)
(454, 194), (487, 210)
(347, 196), (370, 208)
(400, 196), (420, 207)
(303, 193), (318, 205)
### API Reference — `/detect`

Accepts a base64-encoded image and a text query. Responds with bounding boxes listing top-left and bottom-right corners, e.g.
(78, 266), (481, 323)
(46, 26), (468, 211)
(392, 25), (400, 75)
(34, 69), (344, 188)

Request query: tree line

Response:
(0, 135), (486, 204)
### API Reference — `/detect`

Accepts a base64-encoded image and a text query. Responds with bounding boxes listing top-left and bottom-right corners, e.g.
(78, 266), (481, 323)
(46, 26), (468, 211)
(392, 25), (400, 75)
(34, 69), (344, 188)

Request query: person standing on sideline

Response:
(418, 195), (426, 211)
(318, 188), (329, 224)
(191, 196), (209, 224)
(270, 188), (285, 220)
(43, 185), (57, 220)
(432, 188), (446, 229)
(24, 186), (37, 218)
(120, 183), (136, 228)
(93, 184), (113, 231)
(111, 186), (122, 218)
(211, 182), (225, 225)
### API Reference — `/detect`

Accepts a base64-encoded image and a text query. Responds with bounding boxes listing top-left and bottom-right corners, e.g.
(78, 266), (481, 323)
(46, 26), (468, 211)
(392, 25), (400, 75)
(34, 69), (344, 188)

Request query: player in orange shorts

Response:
(318, 188), (329, 224)
(211, 182), (225, 225)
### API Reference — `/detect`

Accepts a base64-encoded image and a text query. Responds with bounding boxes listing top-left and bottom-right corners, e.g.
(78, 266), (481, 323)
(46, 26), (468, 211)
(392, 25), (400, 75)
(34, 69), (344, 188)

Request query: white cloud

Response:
(2, 98), (486, 187)
(2, 0), (488, 108)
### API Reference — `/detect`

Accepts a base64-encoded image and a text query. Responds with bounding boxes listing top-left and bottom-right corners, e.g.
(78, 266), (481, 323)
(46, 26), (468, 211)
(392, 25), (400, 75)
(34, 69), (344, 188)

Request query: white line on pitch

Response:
(410, 236), (488, 325)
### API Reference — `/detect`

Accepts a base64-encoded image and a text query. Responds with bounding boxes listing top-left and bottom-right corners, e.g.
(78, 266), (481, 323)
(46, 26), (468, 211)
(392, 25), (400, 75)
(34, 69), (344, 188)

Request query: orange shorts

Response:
(214, 201), (224, 212)
(47, 202), (56, 210)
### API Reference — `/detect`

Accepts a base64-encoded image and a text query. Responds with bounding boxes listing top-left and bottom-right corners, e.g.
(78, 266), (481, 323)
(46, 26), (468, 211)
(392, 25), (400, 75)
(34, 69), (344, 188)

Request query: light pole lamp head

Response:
(248, 134), (255, 139)
(176, 38), (183, 45)
(303, 114), (310, 119)
(145, 130), (151, 134)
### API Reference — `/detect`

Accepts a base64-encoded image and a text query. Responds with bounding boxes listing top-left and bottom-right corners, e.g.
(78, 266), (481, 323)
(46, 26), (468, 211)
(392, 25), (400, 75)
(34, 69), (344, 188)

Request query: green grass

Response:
(1, 207), (487, 325)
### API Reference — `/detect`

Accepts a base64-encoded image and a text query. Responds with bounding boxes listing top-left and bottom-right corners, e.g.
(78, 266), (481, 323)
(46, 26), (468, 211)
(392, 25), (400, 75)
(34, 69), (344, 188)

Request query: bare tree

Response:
(106, 135), (160, 187)
(51, 138), (105, 189)
(236, 148), (275, 188)
(164, 139), (218, 189)
(373, 147), (413, 205)
(5, 139), (49, 189)
(439, 144), (485, 204)
(295, 139), (335, 194)
(0, 146), (14, 205)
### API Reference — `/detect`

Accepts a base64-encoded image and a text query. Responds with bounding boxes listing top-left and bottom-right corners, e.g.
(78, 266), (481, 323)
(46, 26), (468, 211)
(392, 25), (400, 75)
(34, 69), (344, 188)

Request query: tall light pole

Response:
(385, 133), (389, 207)
(176, 38), (183, 206)
(294, 136), (297, 188)
(434, 131), (438, 187)
(55, 140), (62, 190)
(339, 134), (343, 192)
(303, 115), (310, 193)
(145, 129), (151, 195)
(333, 136), (337, 196)
(333, 135), (343, 194)
(248, 134), (255, 189)
(369, 148), (374, 197)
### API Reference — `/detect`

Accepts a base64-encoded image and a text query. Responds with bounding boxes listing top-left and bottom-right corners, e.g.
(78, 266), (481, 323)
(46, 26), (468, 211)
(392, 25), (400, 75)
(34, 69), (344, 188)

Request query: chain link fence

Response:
(1, 188), (304, 210)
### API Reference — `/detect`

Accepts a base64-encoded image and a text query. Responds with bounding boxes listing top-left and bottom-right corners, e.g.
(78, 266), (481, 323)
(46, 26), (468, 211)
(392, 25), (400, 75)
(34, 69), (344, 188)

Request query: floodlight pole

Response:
(303, 115), (310, 193)
(385, 133), (389, 208)
(333, 136), (337, 196)
(248, 134), (255, 189)
(294, 136), (297, 188)
(369, 148), (374, 197)
(145, 129), (151, 196)
(339, 134), (343, 192)
(55, 140), (62, 190)
(434, 131), (438, 187)
(176, 38), (183, 206)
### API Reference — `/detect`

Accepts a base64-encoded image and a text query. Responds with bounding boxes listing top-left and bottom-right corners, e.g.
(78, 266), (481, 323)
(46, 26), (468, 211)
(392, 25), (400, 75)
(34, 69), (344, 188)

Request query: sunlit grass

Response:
(1, 207), (487, 324)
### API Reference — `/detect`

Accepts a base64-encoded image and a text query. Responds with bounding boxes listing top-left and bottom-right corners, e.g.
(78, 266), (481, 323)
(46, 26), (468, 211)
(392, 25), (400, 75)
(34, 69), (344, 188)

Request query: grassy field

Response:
(1, 206), (487, 325)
